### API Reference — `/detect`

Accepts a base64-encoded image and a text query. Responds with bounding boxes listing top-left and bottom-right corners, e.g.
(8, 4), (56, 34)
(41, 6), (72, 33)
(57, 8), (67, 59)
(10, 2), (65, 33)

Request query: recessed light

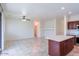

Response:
(22, 11), (26, 15)
(61, 7), (65, 10)
(22, 8), (27, 16)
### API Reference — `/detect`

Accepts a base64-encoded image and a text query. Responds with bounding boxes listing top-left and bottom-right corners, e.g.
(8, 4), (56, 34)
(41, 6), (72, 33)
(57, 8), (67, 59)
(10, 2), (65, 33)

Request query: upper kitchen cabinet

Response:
(68, 21), (79, 29)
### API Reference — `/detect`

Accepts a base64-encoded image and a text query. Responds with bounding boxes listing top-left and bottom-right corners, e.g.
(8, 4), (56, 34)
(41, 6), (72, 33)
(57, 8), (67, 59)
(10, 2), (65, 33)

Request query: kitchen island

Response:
(46, 35), (75, 56)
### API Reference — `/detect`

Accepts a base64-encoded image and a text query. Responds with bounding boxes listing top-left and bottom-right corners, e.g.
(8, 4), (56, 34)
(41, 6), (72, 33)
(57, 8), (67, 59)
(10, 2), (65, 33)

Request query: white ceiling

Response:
(1, 3), (79, 20)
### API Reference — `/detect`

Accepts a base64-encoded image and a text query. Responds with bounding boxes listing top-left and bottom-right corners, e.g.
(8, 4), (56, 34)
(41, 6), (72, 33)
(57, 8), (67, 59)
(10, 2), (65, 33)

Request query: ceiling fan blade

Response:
(26, 19), (30, 21)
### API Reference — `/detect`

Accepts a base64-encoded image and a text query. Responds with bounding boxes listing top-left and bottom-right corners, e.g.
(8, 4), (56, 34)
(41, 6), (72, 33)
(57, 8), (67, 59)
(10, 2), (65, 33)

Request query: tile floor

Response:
(1, 38), (79, 56)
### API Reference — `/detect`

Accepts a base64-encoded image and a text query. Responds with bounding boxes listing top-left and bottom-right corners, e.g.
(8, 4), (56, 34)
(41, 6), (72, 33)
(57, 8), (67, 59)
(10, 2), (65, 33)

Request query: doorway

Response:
(34, 19), (41, 38)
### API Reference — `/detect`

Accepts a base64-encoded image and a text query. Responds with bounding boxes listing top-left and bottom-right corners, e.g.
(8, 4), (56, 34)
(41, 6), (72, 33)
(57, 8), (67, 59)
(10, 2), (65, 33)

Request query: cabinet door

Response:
(68, 21), (77, 29)
(68, 22), (73, 29)
(63, 38), (74, 55)
(48, 40), (60, 56)
(76, 21), (79, 25)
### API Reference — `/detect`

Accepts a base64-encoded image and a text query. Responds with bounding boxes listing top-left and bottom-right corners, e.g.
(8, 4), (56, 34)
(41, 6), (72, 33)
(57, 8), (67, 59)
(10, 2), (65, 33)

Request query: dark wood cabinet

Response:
(68, 21), (79, 29)
(48, 37), (74, 56)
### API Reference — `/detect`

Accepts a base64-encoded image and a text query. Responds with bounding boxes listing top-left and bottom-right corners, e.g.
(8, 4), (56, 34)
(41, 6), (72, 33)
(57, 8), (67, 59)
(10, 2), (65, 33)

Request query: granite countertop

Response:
(45, 35), (74, 42)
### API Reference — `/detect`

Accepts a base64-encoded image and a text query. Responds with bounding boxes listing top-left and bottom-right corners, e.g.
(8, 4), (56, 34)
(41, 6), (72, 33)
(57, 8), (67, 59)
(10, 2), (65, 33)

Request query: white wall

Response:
(56, 16), (68, 35)
(5, 18), (34, 40)
(56, 18), (64, 35)
(42, 19), (56, 37)
(40, 19), (46, 38)
(69, 15), (79, 21)
(5, 16), (69, 40)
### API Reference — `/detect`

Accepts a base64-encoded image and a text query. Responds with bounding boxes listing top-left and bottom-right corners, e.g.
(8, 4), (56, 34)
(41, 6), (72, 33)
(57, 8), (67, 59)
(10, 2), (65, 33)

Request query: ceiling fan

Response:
(21, 16), (30, 21)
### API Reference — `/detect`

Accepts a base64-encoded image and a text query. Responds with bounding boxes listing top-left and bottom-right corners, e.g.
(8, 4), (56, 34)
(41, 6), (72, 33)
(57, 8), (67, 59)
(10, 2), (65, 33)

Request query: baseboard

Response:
(5, 37), (34, 40)
(5, 37), (44, 41)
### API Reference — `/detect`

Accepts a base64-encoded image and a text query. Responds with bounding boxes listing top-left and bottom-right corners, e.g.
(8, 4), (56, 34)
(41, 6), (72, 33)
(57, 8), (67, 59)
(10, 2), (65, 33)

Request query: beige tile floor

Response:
(1, 38), (79, 56)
